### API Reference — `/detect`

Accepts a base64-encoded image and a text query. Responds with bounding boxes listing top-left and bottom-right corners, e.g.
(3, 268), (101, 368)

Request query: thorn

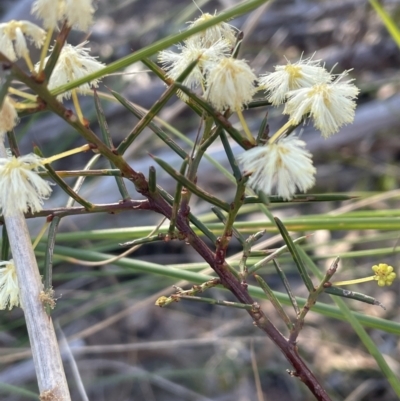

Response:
(375, 300), (386, 310)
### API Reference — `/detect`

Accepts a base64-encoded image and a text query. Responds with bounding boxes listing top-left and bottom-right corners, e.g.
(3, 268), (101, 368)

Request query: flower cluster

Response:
(283, 71), (359, 138)
(158, 13), (258, 110)
(0, 1), (105, 129)
(0, 260), (20, 310)
(259, 57), (359, 137)
(159, 15), (360, 200)
(372, 263), (396, 287)
(259, 57), (332, 106)
(239, 58), (358, 199)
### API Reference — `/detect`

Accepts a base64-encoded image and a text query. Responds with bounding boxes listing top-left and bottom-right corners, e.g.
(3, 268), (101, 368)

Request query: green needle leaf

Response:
(274, 217), (314, 292)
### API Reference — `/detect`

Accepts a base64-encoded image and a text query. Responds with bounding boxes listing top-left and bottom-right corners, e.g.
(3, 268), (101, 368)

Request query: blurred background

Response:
(1, 0), (400, 400)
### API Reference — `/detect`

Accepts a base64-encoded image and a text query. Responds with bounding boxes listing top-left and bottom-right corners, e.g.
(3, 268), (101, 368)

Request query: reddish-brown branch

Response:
(173, 211), (331, 400)
(0, 200), (150, 223)
(0, 55), (332, 400)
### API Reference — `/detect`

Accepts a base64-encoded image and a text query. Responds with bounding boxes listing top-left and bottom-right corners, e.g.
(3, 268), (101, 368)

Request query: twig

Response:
(289, 257), (340, 344)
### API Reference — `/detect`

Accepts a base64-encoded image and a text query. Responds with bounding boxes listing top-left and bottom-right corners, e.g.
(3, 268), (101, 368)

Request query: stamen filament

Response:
(237, 109), (255, 144)
(14, 103), (39, 110)
(23, 53), (35, 72)
(269, 120), (293, 144)
(8, 87), (38, 102)
(38, 28), (54, 73)
(32, 221), (50, 249)
(43, 144), (91, 164)
(332, 276), (374, 286)
(72, 89), (85, 124)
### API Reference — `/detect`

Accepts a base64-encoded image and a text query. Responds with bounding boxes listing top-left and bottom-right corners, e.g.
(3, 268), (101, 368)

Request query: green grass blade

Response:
(35, 243), (400, 335)
(369, 0), (400, 48)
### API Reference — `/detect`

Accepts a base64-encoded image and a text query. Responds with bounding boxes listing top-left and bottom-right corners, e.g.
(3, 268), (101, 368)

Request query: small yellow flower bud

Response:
(372, 264), (396, 287)
(155, 296), (168, 307)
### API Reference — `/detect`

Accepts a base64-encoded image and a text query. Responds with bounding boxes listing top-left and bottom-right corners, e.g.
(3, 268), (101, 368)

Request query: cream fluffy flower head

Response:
(31, 0), (64, 30)
(0, 20), (45, 61)
(237, 135), (316, 200)
(41, 42), (104, 101)
(159, 40), (230, 100)
(64, 0), (95, 31)
(0, 96), (19, 138)
(259, 58), (332, 106)
(186, 12), (237, 48)
(0, 154), (53, 216)
(284, 71), (359, 137)
(205, 57), (257, 112)
(32, 0), (95, 31)
(0, 260), (20, 310)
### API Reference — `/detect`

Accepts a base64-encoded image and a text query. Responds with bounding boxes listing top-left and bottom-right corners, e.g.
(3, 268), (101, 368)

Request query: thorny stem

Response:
(38, 169), (123, 178)
(180, 117), (215, 211)
(42, 22), (71, 81)
(289, 258), (339, 345)
(156, 278), (221, 307)
(0, 53), (147, 190)
(168, 159), (188, 236)
(239, 231), (265, 277)
(0, 53), (333, 401)
(215, 178), (248, 283)
(177, 295), (253, 310)
(0, 200), (150, 223)
(175, 209), (332, 401)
